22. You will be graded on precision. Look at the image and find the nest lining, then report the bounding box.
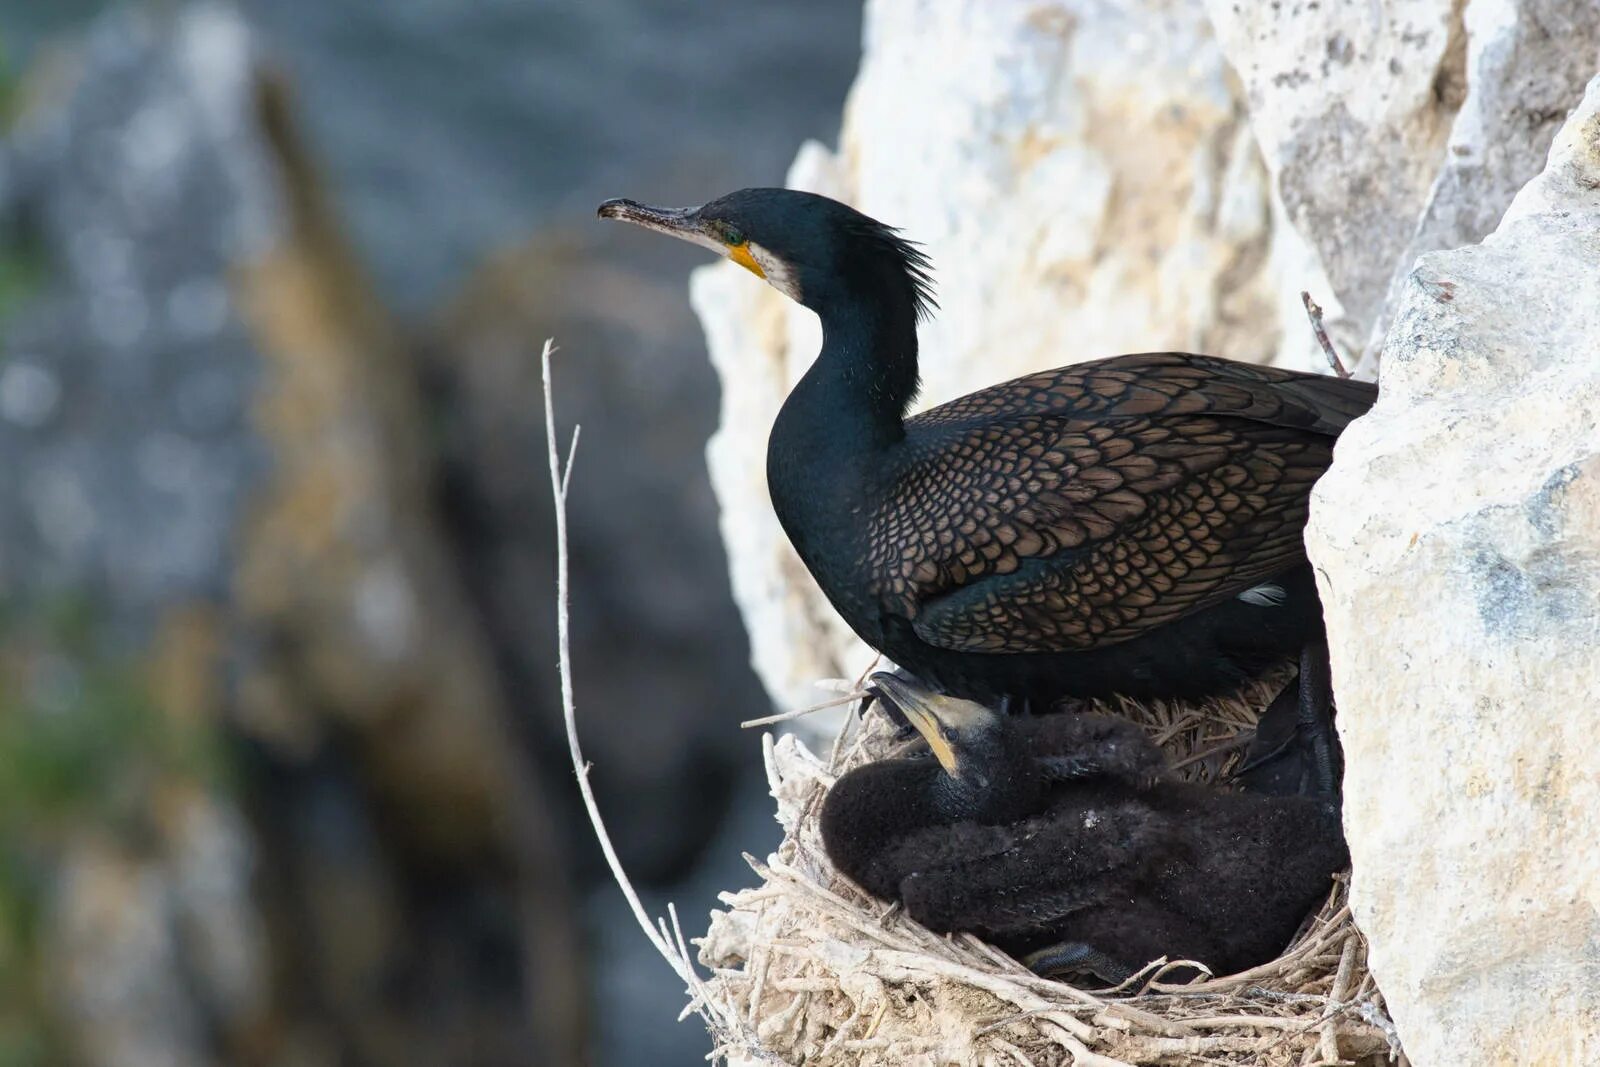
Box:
[695,671,1403,1067]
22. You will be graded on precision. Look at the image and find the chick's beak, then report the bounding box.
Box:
[869,672,960,777]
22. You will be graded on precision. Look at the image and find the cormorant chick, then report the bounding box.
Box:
[820,674,1349,984]
[598,190,1373,784]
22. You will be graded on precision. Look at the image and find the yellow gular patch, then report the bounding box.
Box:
[728,242,766,279]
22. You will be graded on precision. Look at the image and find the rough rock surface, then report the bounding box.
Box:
[693,0,1325,713]
[1306,76,1600,1065]
[1203,0,1467,358]
[0,10,282,1063]
[1204,0,1600,366]
[0,3,274,617]
[49,796,264,1067]
[1367,0,1600,361]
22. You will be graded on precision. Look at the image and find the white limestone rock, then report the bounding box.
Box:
[1365,0,1600,363]
[1204,0,1600,368]
[1306,75,1600,1066]
[692,0,1316,712]
[1203,0,1466,358]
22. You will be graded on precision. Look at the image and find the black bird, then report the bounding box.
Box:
[599,190,1373,774]
[819,673,1348,984]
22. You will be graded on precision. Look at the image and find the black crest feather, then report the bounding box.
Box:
[846,216,939,324]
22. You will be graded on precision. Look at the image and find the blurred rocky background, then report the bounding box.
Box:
[0,2,859,1065]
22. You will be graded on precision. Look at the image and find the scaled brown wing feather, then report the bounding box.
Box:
[875,353,1371,655]
[913,352,1374,435]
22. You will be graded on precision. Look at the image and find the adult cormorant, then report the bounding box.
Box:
[599,190,1373,778]
[819,673,1348,984]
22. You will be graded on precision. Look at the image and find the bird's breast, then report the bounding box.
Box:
[766,445,913,641]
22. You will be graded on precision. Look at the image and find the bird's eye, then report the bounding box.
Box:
[722,224,746,246]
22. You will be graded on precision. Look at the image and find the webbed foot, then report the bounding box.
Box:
[1022,941,1134,985]
[1295,636,1342,801]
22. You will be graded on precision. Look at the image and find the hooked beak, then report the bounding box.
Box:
[869,672,961,777]
[597,198,705,240]
[597,197,768,279]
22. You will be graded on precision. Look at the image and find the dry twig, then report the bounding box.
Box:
[741,689,869,729]
[541,338,745,1046]
[1301,291,1352,379]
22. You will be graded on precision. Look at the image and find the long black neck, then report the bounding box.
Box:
[823,293,920,440]
[775,288,920,460]
[765,255,925,609]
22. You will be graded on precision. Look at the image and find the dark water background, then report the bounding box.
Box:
[0,2,861,1064]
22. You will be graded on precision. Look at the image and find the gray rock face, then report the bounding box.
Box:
[1370,0,1600,362]
[1307,75,1600,1065]
[49,799,265,1067]
[1,6,587,1063]
[1203,0,1466,358]
[0,10,280,1063]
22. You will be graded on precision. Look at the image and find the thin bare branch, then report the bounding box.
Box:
[741,689,868,729]
[561,424,580,500]
[541,337,715,1007]
[1301,291,1352,379]
[1318,935,1359,1062]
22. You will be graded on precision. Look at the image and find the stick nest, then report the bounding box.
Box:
[695,671,1403,1066]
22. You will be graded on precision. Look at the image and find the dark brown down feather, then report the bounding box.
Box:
[820,701,1349,983]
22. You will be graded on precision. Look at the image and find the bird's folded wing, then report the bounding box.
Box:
[911,352,1375,436]
[881,354,1373,654]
